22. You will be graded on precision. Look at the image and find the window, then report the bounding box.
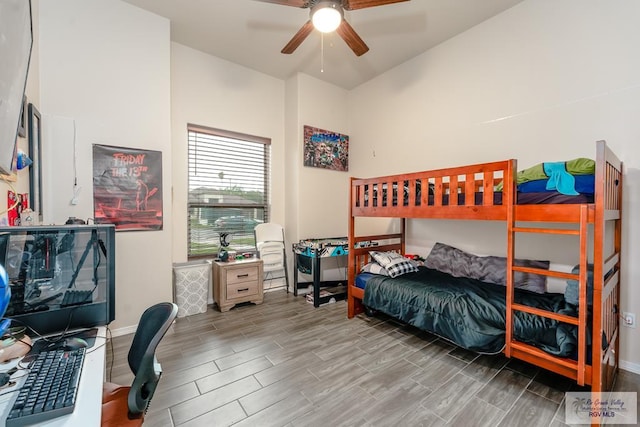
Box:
[188,124,270,258]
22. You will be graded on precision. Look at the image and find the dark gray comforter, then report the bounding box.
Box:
[362,267,579,355]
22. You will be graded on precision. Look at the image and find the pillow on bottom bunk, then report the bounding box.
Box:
[564,264,594,306]
[360,262,389,276]
[368,251,419,278]
[425,242,549,293]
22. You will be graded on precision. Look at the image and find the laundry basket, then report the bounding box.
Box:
[172,260,211,318]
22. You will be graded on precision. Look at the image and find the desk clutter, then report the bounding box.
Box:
[0,335,31,364]
[0,327,106,426]
[303,285,345,306]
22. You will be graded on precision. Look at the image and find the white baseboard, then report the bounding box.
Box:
[619,359,640,375]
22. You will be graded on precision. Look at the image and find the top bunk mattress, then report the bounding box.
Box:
[435,191,591,205]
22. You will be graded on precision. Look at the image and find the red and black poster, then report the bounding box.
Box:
[7,190,29,226]
[93,144,163,231]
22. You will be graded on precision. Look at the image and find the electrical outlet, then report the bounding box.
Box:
[623,312,636,328]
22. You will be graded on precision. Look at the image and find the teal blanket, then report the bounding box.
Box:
[544,162,579,195]
[363,267,578,355]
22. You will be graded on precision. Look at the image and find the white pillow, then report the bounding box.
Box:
[369,251,419,278]
[360,262,389,276]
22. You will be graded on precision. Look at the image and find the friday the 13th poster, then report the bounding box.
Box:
[93,144,163,231]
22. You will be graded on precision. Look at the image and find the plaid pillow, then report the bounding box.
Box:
[369,251,419,278]
[360,262,389,276]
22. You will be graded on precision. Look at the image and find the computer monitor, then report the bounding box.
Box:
[2,224,116,336]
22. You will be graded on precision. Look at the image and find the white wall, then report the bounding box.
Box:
[0,0,39,217]
[349,0,640,369]
[288,74,350,240]
[285,74,350,285]
[38,0,172,332]
[170,43,286,264]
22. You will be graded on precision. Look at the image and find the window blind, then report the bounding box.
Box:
[187,125,270,258]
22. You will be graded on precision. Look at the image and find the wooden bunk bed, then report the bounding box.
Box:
[347,140,622,394]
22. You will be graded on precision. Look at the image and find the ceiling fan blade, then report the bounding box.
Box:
[253,0,308,7]
[343,0,410,11]
[281,20,314,54]
[336,20,369,56]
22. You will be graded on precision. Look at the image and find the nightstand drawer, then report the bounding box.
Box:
[226,266,259,285]
[227,281,259,299]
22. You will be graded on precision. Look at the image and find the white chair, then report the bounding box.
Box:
[254,223,289,291]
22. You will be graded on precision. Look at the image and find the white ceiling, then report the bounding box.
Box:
[121,0,524,90]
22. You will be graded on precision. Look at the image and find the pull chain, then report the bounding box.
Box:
[321,33,325,73]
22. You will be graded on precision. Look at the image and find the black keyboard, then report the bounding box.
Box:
[60,290,93,307]
[6,348,85,427]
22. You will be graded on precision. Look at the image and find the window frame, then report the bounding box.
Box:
[187,124,270,260]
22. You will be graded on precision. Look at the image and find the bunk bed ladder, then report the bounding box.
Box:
[506,205,590,385]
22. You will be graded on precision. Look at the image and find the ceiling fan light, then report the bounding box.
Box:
[312,4,342,33]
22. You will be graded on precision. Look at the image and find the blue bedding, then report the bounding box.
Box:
[518,174,595,194]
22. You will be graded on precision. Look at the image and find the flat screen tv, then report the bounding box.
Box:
[0,0,33,175]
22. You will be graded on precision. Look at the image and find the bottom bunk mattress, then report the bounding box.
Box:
[359,267,579,356]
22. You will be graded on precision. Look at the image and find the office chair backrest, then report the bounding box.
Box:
[127,302,178,415]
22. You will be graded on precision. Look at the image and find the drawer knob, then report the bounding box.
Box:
[237,274,249,278]
[238,288,249,292]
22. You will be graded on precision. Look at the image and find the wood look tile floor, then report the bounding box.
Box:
[106,291,640,426]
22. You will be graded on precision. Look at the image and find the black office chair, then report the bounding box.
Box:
[101,302,178,426]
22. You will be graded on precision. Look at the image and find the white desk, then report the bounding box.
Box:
[0,326,107,426]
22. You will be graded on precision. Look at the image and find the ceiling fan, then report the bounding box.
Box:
[256,0,410,56]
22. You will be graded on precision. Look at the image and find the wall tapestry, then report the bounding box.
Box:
[93,144,163,231]
[303,125,349,171]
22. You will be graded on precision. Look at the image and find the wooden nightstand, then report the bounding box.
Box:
[212,258,264,312]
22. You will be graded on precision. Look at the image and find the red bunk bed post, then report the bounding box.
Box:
[591,140,623,394]
[400,218,406,255]
[348,177,359,318]
[577,205,589,386]
[504,159,517,358]
[592,142,605,394]
[613,148,623,389]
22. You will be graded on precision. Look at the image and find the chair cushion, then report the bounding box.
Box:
[102,382,128,403]
[102,383,144,427]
